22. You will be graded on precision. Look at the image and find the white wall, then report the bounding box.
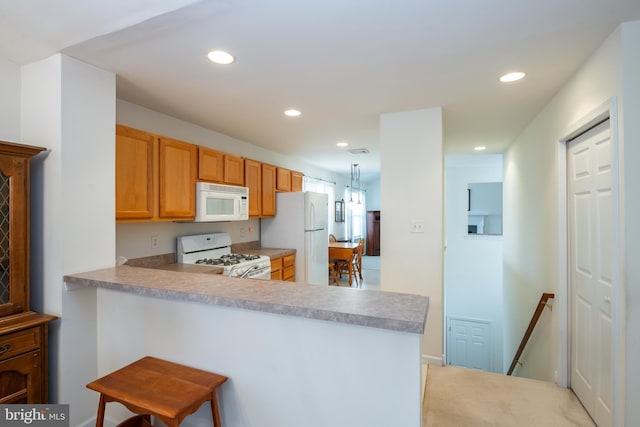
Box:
[503,26,623,384]
[95,289,423,427]
[620,21,640,426]
[21,54,116,425]
[115,100,351,257]
[444,154,503,372]
[363,177,381,211]
[380,108,443,364]
[0,56,21,141]
[504,22,640,425]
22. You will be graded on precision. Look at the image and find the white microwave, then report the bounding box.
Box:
[195,182,249,222]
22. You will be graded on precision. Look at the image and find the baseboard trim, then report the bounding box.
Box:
[422,354,443,366]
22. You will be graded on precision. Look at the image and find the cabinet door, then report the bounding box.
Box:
[244,159,262,217]
[198,147,224,183]
[224,154,245,185]
[283,254,295,281]
[270,257,283,280]
[158,138,197,219]
[0,350,42,403]
[0,144,43,317]
[291,171,303,192]
[261,164,276,217]
[115,125,156,220]
[276,168,292,192]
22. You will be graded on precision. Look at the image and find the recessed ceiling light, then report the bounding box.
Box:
[207,50,235,65]
[499,71,526,83]
[336,141,349,147]
[284,109,301,117]
[474,146,487,151]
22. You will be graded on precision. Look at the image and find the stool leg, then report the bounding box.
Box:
[96,394,106,427]
[210,394,222,427]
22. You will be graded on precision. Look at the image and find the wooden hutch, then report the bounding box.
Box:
[366,210,381,256]
[0,141,57,404]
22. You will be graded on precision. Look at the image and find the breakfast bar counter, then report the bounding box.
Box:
[64,266,429,427]
[64,265,428,334]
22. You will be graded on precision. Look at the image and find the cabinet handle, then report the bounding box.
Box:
[0,343,11,354]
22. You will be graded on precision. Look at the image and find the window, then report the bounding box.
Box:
[345,187,366,241]
[303,176,335,225]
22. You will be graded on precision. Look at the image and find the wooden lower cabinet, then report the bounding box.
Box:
[0,350,41,403]
[283,254,295,281]
[0,312,56,404]
[270,257,283,281]
[270,254,295,282]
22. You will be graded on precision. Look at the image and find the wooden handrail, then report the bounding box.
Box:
[507,292,555,375]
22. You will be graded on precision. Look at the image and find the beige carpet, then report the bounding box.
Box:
[423,365,596,427]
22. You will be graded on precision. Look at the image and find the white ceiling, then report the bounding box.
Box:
[2,0,640,181]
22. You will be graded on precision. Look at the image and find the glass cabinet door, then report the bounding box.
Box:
[0,142,44,317]
[0,172,11,308]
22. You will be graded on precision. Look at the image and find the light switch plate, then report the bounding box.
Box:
[410,220,425,233]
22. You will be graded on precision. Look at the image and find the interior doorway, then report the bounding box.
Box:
[559,99,621,427]
[443,154,504,373]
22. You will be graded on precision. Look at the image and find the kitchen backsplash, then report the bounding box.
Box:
[116,219,260,261]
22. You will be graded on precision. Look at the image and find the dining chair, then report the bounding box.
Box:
[337,239,365,286]
[328,261,339,285]
[353,238,365,282]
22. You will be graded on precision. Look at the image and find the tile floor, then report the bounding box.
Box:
[332,255,380,289]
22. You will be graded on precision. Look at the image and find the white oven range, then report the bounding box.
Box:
[177,232,271,280]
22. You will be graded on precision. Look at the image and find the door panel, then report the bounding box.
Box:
[447,318,491,372]
[568,119,613,427]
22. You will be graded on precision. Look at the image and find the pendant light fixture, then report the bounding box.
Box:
[350,163,361,204]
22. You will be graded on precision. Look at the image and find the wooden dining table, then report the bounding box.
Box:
[329,242,360,286]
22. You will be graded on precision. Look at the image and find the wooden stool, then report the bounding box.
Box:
[87,356,228,427]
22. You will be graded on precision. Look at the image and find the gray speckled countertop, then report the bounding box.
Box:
[64,266,428,334]
[243,247,295,259]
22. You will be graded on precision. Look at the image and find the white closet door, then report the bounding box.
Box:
[568,119,613,427]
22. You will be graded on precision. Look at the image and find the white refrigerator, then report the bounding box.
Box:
[261,191,328,285]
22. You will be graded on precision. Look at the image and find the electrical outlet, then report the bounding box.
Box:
[410,220,425,233]
[151,235,159,249]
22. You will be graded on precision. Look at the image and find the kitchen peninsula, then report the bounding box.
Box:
[65,266,428,426]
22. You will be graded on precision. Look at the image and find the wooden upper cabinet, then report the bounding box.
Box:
[198,148,244,186]
[276,167,292,192]
[116,124,304,221]
[261,163,276,217]
[158,137,197,219]
[0,142,45,317]
[116,125,157,220]
[224,154,244,186]
[198,146,224,183]
[244,159,262,217]
[291,171,303,192]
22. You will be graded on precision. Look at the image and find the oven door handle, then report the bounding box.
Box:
[240,264,261,279]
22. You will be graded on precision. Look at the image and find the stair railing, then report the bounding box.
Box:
[507,292,555,375]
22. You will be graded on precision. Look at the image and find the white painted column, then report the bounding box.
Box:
[379,107,443,364]
[21,54,115,426]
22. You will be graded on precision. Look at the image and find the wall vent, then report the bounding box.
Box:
[347,148,370,155]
